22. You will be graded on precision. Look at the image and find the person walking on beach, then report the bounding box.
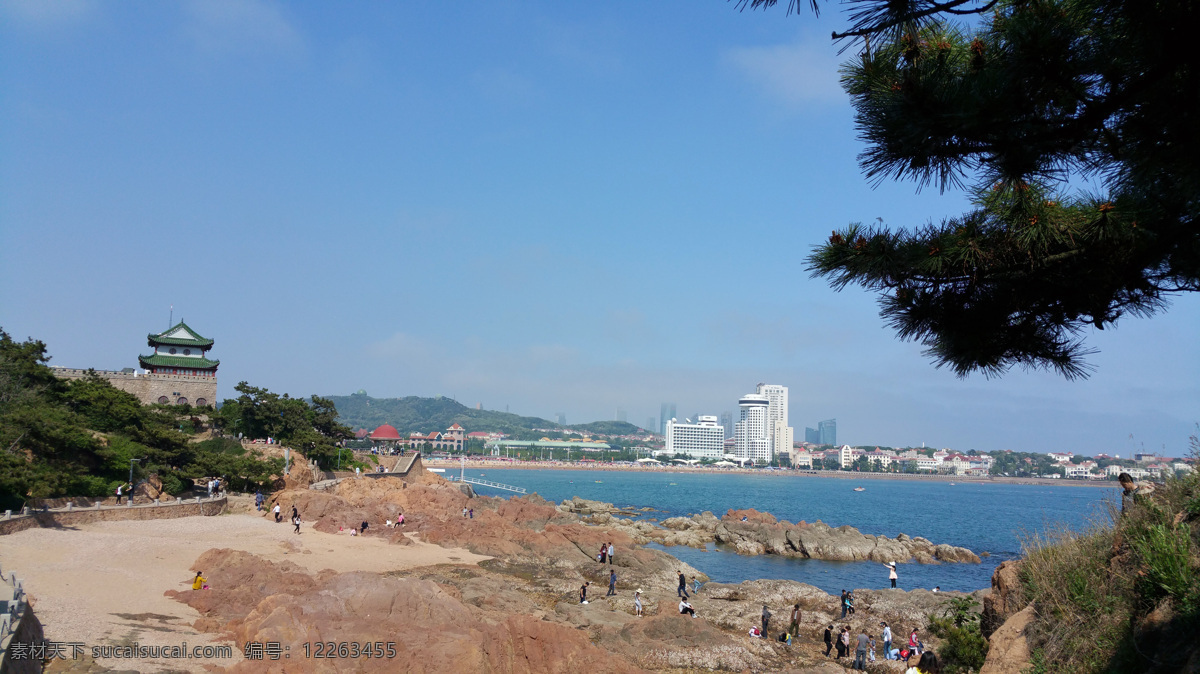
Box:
[823,624,834,656]
[634,589,643,617]
[607,542,614,565]
[273,503,281,522]
[886,562,899,588]
[853,627,870,670]
[881,621,893,659]
[292,512,301,534]
[788,603,801,637]
[607,569,617,596]
[255,490,263,511]
[677,571,688,598]
[761,604,771,636]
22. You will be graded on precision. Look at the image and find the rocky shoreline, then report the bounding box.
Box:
[150,460,1003,672]
[561,497,982,564]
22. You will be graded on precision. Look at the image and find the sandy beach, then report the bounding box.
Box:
[1,511,489,672]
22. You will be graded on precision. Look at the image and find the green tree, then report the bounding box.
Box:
[750,0,1200,378]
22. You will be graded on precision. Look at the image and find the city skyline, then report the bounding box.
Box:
[1,2,1196,456]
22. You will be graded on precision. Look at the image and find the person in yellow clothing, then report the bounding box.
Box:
[192,571,207,590]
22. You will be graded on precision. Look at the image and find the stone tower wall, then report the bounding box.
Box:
[51,368,217,407]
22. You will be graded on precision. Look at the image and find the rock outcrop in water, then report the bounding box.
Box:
[564,499,981,564]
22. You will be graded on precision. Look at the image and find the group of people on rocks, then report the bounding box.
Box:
[823,619,931,671]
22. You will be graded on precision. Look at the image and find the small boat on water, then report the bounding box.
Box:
[949,482,956,486]
[853,487,865,492]
[595,480,603,483]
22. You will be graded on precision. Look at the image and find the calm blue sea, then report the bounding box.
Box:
[467,469,1119,593]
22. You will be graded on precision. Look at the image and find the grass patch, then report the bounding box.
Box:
[1017,467,1200,673]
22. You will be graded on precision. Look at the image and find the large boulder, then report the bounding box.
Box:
[979,604,1035,674]
[981,560,1025,637]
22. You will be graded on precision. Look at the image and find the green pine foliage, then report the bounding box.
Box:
[927,596,989,673]
[764,0,1200,379]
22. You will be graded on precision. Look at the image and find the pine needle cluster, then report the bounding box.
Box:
[750,0,1200,377]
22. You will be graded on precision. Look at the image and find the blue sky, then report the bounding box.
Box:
[2,0,1196,455]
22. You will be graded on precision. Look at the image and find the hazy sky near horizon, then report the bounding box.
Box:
[2,1,1196,455]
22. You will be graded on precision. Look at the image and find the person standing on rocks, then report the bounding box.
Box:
[273,503,281,523]
[886,561,899,588]
[881,621,892,659]
[840,590,849,618]
[607,542,614,565]
[677,571,688,598]
[823,624,834,656]
[761,605,771,636]
[788,603,801,637]
[838,625,850,659]
[853,627,870,670]
[360,520,368,535]
[599,543,607,564]
[692,575,702,595]
[579,582,589,604]
[607,569,617,596]
[293,512,301,534]
[634,589,643,617]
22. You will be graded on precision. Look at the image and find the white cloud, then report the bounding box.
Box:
[183,0,303,59]
[724,41,845,107]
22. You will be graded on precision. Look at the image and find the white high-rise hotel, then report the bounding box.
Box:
[734,383,793,464]
[664,416,725,459]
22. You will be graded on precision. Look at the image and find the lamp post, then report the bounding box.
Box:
[128,458,141,487]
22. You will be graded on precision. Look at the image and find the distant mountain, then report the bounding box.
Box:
[327,393,648,438]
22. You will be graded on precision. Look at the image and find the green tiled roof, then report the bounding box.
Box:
[139,354,220,369]
[148,321,214,348]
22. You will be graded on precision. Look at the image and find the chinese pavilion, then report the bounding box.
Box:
[138,321,220,378]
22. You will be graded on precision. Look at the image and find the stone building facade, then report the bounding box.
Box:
[50,368,217,407]
[50,321,220,407]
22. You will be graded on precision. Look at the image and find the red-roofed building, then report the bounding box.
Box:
[354,428,370,440]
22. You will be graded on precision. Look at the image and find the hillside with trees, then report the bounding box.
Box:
[327,392,648,438]
[0,329,351,510]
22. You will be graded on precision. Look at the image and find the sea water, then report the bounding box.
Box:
[471,469,1117,593]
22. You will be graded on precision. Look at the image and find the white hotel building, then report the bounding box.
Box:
[735,393,772,464]
[664,416,726,459]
